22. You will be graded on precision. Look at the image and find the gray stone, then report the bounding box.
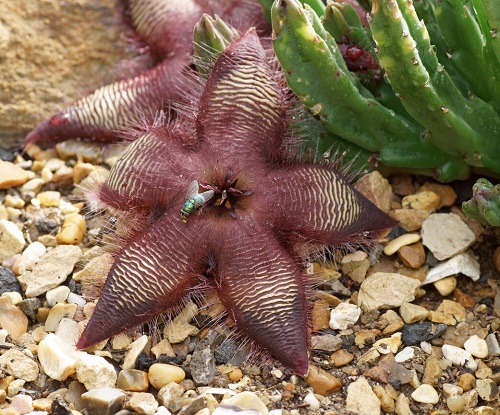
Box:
[18,297,41,321]
[82,387,126,415]
[421,213,476,260]
[0,266,21,295]
[422,251,480,285]
[17,245,82,297]
[190,330,219,385]
[311,334,342,351]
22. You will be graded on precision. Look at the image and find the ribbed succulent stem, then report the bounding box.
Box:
[370,0,500,173]
[272,0,470,181]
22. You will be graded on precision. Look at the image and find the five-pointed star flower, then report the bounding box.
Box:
[76,29,394,375]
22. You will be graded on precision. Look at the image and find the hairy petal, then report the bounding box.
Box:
[97,131,195,211]
[212,218,309,375]
[196,29,286,165]
[23,57,186,147]
[77,215,208,349]
[266,164,395,244]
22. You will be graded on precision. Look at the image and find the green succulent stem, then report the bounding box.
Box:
[272,0,470,181]
[462,178,500,226]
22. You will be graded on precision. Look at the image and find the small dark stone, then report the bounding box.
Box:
[157,355,186,366]
[215,338,239,364]
[0,267,22,295]
[190,330,220,385]
[36,218,58,234]
[402,320,433,345]
[135,352,154,371]
[321,279,352,297]
[51,396,72,415]
[192,313,212,329]
[388,226,407,239]
[429,323,448,340]
[0,148,16,162]
[341,334,356,350]
[18,297,42,321]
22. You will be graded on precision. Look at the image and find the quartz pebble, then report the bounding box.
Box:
[475,379,499,401]
[411,384,439,404]
[442,344,477,371]
[0,348,39,381]
[446,395,466,413]
[423,251,480,284]
[329,302,361,330]
[212,392,268,415]
[464,335,489,359]
[17,245,82,297]
[117,369,149,392]
[485,333,500,356]
[46,285,70,306]
[81,387,126,415]
[148,363,186,390]
[303,390,320,410]
[358,273,421,311]
[0,296,28,339]
[76,353,117,390]
[38,333,79,381]
[304,364,342,396]
[0,220,25,261]
[421,213,476,260]
[384,233,420,256]
[395,347,415,363]
[10,394,33,414]
[346,376,381,415]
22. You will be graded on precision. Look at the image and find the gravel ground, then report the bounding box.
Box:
[0,143,499,415]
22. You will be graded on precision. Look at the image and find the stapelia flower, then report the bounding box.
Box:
[77,29,394,376]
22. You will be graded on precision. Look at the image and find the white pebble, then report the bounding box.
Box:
[411,384,439,404]
[1,291,23,305]
[304,390,320,410]
[46,285,71,307]
[67,292,87,307]
[38,333,79,381]
[329,302,361,330]
[464,335,489,359]
[395,346,415,362]
[77,353,117,390]
[0,328,8,343]
[420,341,433,354]
[23,241,47,258]
[442,344,478,371]
[154,407,172,415]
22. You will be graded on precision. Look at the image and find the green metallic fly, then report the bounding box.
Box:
[180,180,215,223]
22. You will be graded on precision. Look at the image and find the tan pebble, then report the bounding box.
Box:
[52,164,74,185]
[31,326,48,343]
[475,360,493,379]
[446,395,466,413]
[384,233,421,256]
[433,276,457,297]
[329,349,354,367]
[44,158,65,172]
[40,168,53,183]
[0,219,25,262]
[341,250,368,263]
[36,191,61,207]
[422,355,442,386]
[428,310,456,325]
[56,139,103,163]
[402,190,441,210]
[12,253,40,275]
[1,291,22,305]
[373,384,395,413]
[399,302,429,324]
[0,407,22,415]
[20,177,45,193]
[111,333,133,350]
[341,258,370,283]
[311,299,331,331]
[304,364,342,396]
[24,145,57,162]
[6,207,22,221]
[73,162,95,183]
[148,363,186,389]
[0,161,30,189]
[36,307,50,323]
[475,379,499,401]
[436,299,466,323]
[117,369,149,392]
[122,335,148,370]
[0,296,28,340]
[5,195,25,209]
[228,368,243,382]
[56,214,86,244]
[493,247,500,273]
[0,390,6,404]
[473,406,498,415]
[0,349,39,382]
[123,392,159,415]
[216,392,268,415]
[389,209,430,231]
[418,182,457,207]
[0,375,14,393]
[354,170,392,212]
[44,303,77,331]
[398,242,426,269]
[31,397,52,412]
[30,160,45,173]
